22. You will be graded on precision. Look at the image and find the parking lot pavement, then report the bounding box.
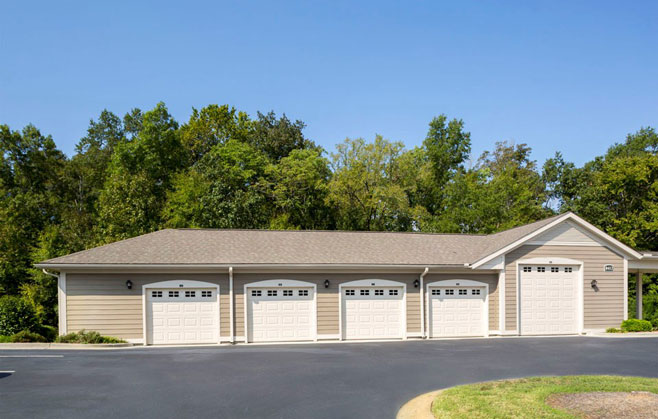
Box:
[1,336,657,419]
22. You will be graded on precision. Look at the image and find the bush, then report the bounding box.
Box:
[649,316,658,330]
[0,336,11,343]
[55,330,126,344]
[621,318,653,332]
[32,324,58,342]
[606,327,622,333]
[0,296,38,335]
[10,330,47,343]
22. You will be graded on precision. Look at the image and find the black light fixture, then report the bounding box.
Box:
[413,279,420,288]
[324,280,330,289]
[591,279,599,291]
[125,280,133,290]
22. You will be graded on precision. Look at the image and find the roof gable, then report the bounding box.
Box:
[471,212,643,268]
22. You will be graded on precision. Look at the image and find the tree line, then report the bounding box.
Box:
[1,102,656,326]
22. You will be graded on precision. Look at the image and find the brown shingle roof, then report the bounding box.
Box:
[38,214,565,266]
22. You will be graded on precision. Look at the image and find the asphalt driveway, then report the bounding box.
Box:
[1,336,657,419]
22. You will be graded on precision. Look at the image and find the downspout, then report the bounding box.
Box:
[420,267,429,339]
[42,269,58,279]
[229,266,235,344]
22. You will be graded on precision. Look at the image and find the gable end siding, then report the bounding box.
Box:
[530,221,601,245]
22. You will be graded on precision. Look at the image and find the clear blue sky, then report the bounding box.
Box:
[1,1,657,166]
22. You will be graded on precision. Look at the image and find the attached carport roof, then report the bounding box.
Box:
[37,214,567,268]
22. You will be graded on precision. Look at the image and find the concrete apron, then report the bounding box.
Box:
[396,389,442,419]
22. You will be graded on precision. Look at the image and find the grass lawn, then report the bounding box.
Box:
[432,375,658,418]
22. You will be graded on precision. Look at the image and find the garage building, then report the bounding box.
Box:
[36,212,658,345]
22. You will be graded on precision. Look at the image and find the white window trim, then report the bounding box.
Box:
[142,279,221,346]
[426,279,489,338]
[338,279,407,341]
[58,272,67,335]
[243,279,317,344]
[516,258,584,335]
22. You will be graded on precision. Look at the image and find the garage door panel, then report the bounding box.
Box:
[342,287,404,340]
[430,287,485,338]
[247,287,314,343]
[520,265,578,335]
[147,288,218,345]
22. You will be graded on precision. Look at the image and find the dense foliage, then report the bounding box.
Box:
[1,102,657,327]
[0,295,38,335]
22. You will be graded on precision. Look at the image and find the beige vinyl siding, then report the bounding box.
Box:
[66,273,227,340]
[531,221,600,245]
[504,245,624,331]
[233,273,420,337]
[423,273,499,332]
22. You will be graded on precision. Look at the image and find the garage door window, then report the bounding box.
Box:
[151,291,162,298]
[168,291,179,297]
[345,289,355,295]
[375,289,384,296]
[201,291,212,297]
[445,289,454,295]
[298,290,308,296]
[458,289,467,295]
[523,266,532,272]
[537,267,546,272]
[471,289,480,295]
[360,290,369,296]
[251,290,261,297]
[267,290,277,297]
[185,291,196,297]
[565,267,573,273]
[389,290,398,296]
[283,290,293,296]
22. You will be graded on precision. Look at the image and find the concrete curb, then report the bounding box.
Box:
[0,343,133,350]
[587,332,658,338]
[396,389,441,419]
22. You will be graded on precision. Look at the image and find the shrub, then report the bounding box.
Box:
[32,324,58,342]
[0,336,11,343]
[606,327,622,333]
[649,316,658,330]
[55,330,126,344]
[0,296,38,335]
[10,330,47,343]
[621,318,653,332]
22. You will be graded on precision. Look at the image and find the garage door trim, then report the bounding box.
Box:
[515,257,584,335]
[142,279,220,345]
[339,279,407,341]
[244,279,317,343]
[426,279,489,338]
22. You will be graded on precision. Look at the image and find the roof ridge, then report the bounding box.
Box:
[171,228,489,236]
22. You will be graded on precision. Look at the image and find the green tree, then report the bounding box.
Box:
[249,111,317,161]
[328,136,420,231]
[180,104,252,164]
[425,141,548,233]
[165,139,271,228]
[98,103,184,240]
[0,125,66,295]
[267,149,334,229]
[417,115,472,215]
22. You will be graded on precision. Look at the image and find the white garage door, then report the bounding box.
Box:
[147,288,218,345]
[247,287,314,342]
[519,265,578,335]
[430,287,485,337]
[342,287,404,340]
